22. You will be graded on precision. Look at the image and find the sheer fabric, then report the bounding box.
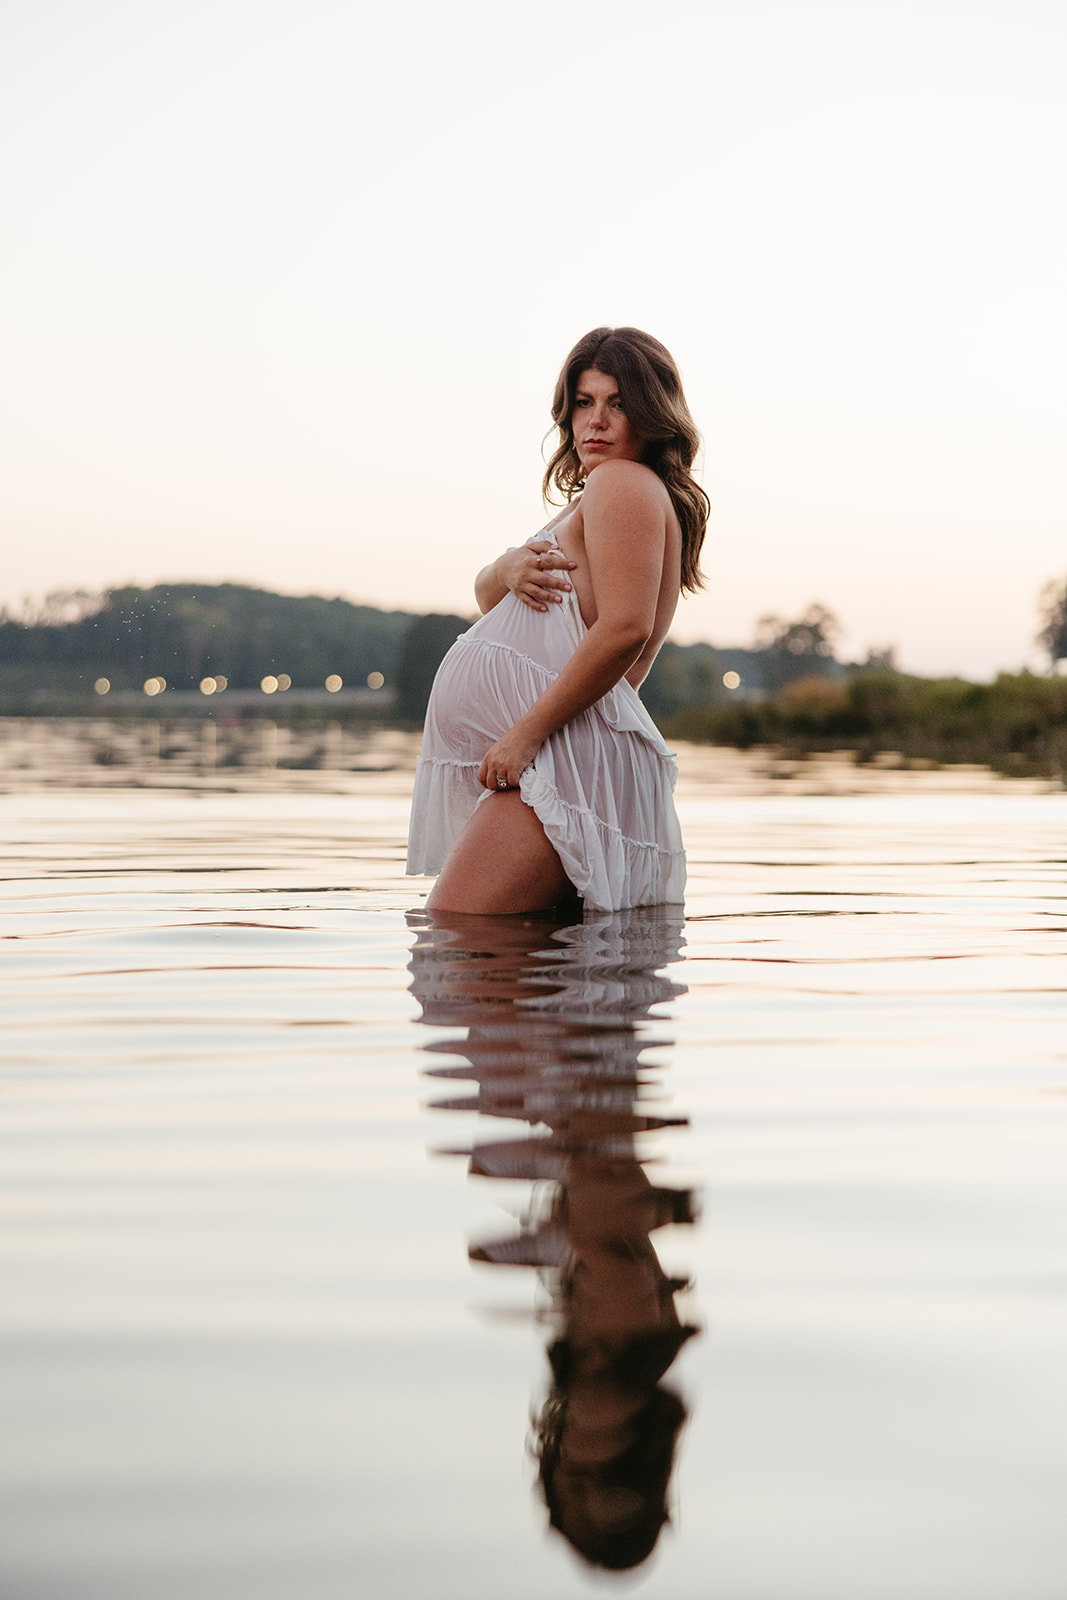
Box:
[406,536,685,912]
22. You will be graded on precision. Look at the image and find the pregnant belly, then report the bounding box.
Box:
[425,635,554,763]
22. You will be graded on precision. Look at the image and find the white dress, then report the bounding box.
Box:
[405,534,686,912]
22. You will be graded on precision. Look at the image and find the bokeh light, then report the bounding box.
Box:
[325,674,342,693]
[276,673,292,691]
[366,671,385,690]
[143,676,166,696]
[260,675,278,694]
[93,678,110,695]
[213,675,228,691]
[723,671,741,690]
[199,677,217,695]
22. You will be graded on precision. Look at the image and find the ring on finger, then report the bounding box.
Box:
[497,776,509,789]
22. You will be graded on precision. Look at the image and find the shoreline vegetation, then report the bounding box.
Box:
[3,581,1067,782]
[664,670,1067,782]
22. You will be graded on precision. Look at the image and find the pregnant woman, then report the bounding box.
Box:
[406,326,708,915]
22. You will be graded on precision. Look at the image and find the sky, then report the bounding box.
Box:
[2,0,1065,678]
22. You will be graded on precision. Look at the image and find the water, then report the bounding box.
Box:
[2,727,1066,1598]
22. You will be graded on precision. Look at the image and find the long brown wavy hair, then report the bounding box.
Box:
[542,327,709,593]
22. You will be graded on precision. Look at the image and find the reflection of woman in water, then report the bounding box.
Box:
[410,907,699,1574]
[406,327,708,914]
[529,1140,697,1570]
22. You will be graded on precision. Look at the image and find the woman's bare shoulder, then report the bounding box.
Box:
[581,460,671,513]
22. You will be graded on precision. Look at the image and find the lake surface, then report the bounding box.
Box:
[2,725,1066,1598]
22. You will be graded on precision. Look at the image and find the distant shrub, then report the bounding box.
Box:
[667,668,1067,779]
[667,701,772,748]
[778,675,850,735]
[845,670,919,730]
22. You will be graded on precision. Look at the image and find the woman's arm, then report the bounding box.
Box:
[475,543,577,615]
[478,463,667,791]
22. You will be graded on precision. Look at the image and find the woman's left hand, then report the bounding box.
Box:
[479,728,542,792]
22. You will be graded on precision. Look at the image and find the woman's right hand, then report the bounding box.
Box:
[501,541,577,612]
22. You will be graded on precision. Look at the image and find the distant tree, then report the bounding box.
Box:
[859,644,898,672]
[752,604,843,690]
[393,613,470,721]
[23,589,102,626]
[754,604,841,658]
[641,641,726,723]
[1037,577,1067,668]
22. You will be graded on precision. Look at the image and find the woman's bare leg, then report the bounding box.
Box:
[426,791,575,915]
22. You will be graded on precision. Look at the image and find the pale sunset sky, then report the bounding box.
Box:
[2,0,1064,678]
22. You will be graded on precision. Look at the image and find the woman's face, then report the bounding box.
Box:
[572,369,646,476]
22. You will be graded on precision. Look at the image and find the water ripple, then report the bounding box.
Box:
[2,745,1066,1598]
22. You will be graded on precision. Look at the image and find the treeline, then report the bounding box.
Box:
[0,583,417,698]
[0,582,813,717]
[5,582,1067,778]
[640,604,859,722]
[666,669,1067,777]
[0,584,845,717]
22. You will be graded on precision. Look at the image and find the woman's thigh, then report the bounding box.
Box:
[425,791,574,915]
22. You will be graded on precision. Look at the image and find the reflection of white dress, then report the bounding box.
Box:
[405,535,686,911]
